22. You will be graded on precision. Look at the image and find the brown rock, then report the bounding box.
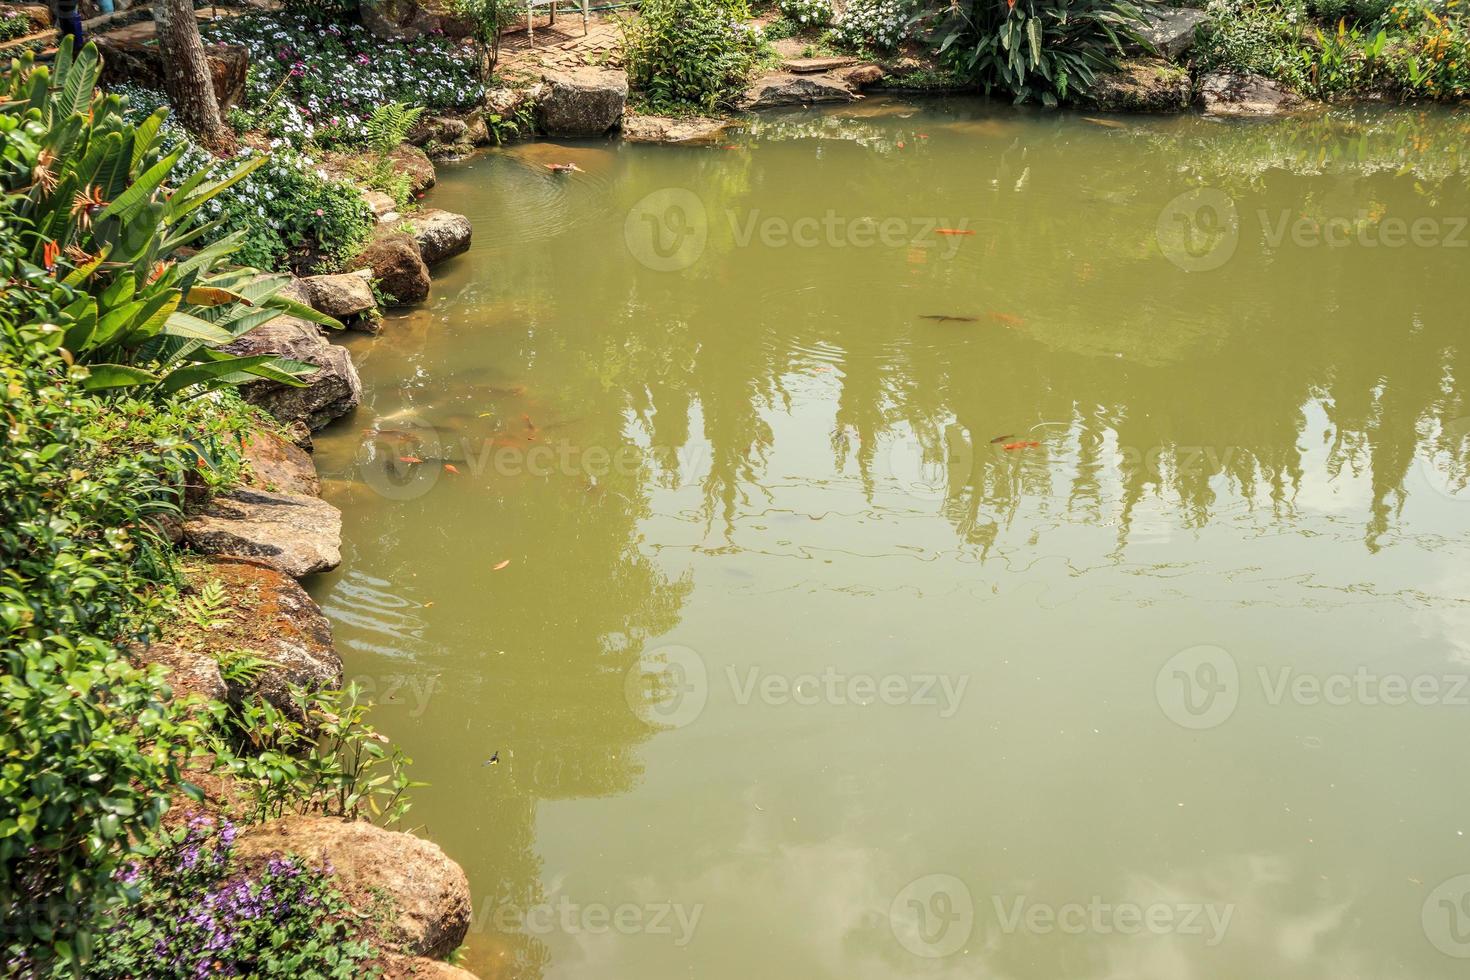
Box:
[621,114,732,145]
[133,642,227,705]
[360,0,476,39]
[1085,57,1192,111]
[13,4,51,28]
[301,270,378,321]
[363,190,400,221]
[384,955,482,979]
[410,115,470,147]
[184,488,343,579]
[411,209,472,266]
[97,38,249,112]
[537,67,628,137]
[234,817,472,959]
[737,72,857,109]
[389,143,437,195]
[1200,71,1305,116]
[834,64,885,88]
[780,56,859,74]
[180,557,344,716]
[354,233,431,306]
[224,314,361,430]
[243,429,321,497]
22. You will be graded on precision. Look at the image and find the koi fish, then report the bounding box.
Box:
[398,455,423,464]
[989,434,1016,444]
[443,463,461,475]
[988,311,1025,327]
[1081,117,1126,129]
[920,314,979,323]
[935,228,974,236]
[1001,441,1041,451]
[545,163,582,173]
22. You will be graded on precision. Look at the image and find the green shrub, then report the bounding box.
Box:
[831,0,917,51]
[778,0,834,28]
[1308,0,1392,22]
[624,0,765,112]
[938,0,1145,104]
[1196,0,1313,87]
[0,313,206,972]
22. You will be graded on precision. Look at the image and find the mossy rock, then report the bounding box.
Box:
[1083,57,1192,112]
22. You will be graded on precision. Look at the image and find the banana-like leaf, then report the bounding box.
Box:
[81,363,159,391]
[160,355,306,394]
[130,109,166,171]
[96,147,182,224]
[167,156,267,222]
[186,286,254,308]
[60,247,109,287]
[162,311,235,344]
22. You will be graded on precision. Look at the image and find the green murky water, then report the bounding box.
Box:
[307,97,1470,979]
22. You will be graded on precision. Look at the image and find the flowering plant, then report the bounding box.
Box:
[778,0,834,28]
[831,0,918,51]
[90,817,379,979]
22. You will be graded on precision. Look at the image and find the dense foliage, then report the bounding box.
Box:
[937,0,1144,104]
[624,0,766,112]
[91,816,379,979]
[1199,0,1470,99]
[832,0,919,50]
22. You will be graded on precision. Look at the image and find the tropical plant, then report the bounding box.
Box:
[0,40,339,396]
[456,0,522,80]
[623,0,765,112]
[937,0,1146,104]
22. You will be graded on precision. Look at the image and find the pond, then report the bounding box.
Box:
[307,97,1470,979]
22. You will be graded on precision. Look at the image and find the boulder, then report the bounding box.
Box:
[1200,71,1305,116]
[737,72,858,109]
[169,557,343,718]
[360,0,476,39]
[363,190,400,222]
[410,115,470,147]
[301,270,378,321]
[234,817,472,959]
[834,64,886,89]
[536,67,628,137]
[184,488,343,579]
[486,84,541,122]
[242,429,321,497]
[411,209,473,266]
[621,114,733,145]
[389,143,437,195]
[353,232,431,306]
[225,315,361,430]
[1085,58,1192,111]
[133,642,227,705]
[97,37,249,112]
[1129,4,1208,60]
[384,956,482,979]
[780,56,860,74]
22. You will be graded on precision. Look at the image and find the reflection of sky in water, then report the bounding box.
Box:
[307,98,1470,980]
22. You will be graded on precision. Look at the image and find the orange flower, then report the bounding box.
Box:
[41,240,59,272]
[147,260,174,284]
[70,184,108,230]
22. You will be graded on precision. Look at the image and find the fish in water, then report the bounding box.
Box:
[989,434,1016,444]
[920,314,979,323]
[935,228,975,236]
[988,311,1025,327]
[545,163,582,173]
[1002,441,1041,451]
[1081,117,1126,129]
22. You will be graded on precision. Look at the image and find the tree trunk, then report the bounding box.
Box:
[151,0,234,155]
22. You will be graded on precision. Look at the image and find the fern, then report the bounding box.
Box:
[179,578,230,630]
[365,102,426,158]
[217,649,273,686]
